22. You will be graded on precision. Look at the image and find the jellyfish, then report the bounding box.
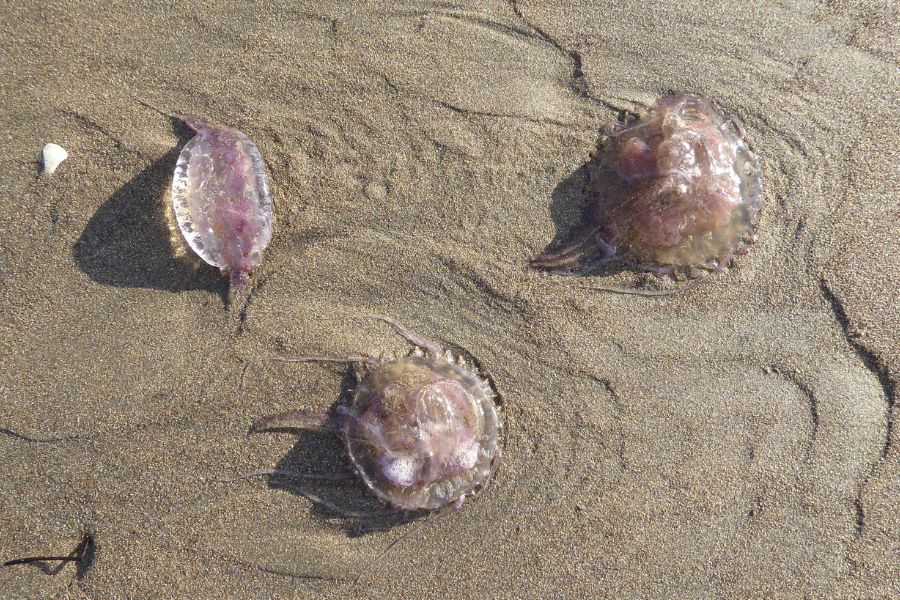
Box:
[141,102,274,296]
[531,93,762,289]
[247,315,503,513]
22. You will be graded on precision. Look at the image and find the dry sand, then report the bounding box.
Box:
[1,1,897,598]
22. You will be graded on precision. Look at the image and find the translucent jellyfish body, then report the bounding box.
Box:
[531,93,762,273]
[168,114,274,289]
[252,317,503,513]
[346,352,501,511]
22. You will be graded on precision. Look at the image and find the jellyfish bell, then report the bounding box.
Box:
[343,352,501,511]
[531,93,762,283]
[141,101,274,296]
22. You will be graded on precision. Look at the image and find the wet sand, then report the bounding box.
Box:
[1,1,897,598]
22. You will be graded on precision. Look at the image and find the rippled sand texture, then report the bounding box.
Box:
[1,1,897,598]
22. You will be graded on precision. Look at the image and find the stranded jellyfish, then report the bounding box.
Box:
[248,316,503,513]
[531,93,762,284]
[142,102,274,294]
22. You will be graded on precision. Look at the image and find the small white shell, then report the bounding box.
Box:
[42,143,68,175]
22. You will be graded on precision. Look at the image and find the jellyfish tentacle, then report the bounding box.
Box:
[272,354,380,366]
[594,234,618,260]
[224,469,356,482]
[368,314,442,360]
[137,99,213,131]
[249,408,339,434]
[229,469,402,517]
[529,234,599,272]
[354,509,445,583]
[715,248,734,272]
[580,276,706,296]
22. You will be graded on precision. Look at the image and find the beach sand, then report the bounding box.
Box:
[1,1,897,598]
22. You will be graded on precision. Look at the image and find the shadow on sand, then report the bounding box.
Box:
[253,368,423,538]
[532,162,629,278]
[73,122,226,299]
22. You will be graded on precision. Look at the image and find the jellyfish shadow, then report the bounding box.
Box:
[533,162,630,278]
[73,122,226,299]
[258,368,423,537]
